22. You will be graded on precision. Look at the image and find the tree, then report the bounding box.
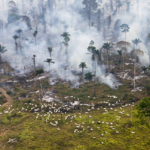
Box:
[13,35,19,54]
[116,41,131,70]
[102,42,112,72]
[85,72,95,96]
[141,66,147,74]
[79,62,87,83]
[132,38,142,49]
[97,9,101,32]
[131,49,144,91]
[61,32,71,63]
[47,47,53,58]
[120,24,130,44]
[87,40,96,74]
[136,97,150,123]
[16,29,23,54]
[95,49,102,65]
[35,68,44,75]
[33,30,38,45]
[0,45,7,63]
[125,0,132,13]
[117,50,122,70]
[16,29,23,38]
[116,41,131,48]
[147,65,150,72]
[85,72,94,82]
[44,58,55,73]
[82,0,98,27]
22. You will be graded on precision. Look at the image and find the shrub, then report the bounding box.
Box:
[36,68,44,75]
[7,91,12,95]
[14,88,20,91]
[20,92,27,97]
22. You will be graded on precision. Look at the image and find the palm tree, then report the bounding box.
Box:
[33,30,38,45]
[47,47,53,58]
[79,62,87,83]
[16,29,23,38]
[0,45,7,63]
[102,42,112,73]
[13,35,19,54]
[132,38,142,49]
[16,29,23,54]
[44,58,55,73]
[131,49,144,91]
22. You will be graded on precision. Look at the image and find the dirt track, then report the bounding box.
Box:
[0,88,12,109]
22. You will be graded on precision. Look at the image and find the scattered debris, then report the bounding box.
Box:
[7,138,18,144]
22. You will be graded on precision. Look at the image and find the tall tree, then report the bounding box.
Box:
[61,32,71,64]
[13,35,19,54]
[82,0,98,27]
[33,30,38,45]
[97,9,101,32]
[79,62,87,83]
[0,45,7,63]
[120,24,130,44]
[16,29,23,39]
[16,29,23,54]
[126,0,131,13]
[87,40,96,76]
[44,58,55,73]
[131,49,144,91]
[47,47,53,58]
[117,50,122,70]
[102,42,112,73]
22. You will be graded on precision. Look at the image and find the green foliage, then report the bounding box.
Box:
[0,45,7,54]
[14,87,20,91]
[122,93,136,102]
[120,24,130,33]
[13,35,19,40]
[61,32,71,47]
[102,42,112,51]
[79,62,87,69]
[7,91,12,95]
[35,68,44,75]
[141,66,147,73]
[78,94,85,98]
[20,92,27,97]
[0,95,5,100]
[136,97,150,121]
[85,72,94,81]
[44,59,55,65]
[132,38,142,47]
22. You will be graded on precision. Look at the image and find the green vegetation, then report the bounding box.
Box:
[35,68,44,75]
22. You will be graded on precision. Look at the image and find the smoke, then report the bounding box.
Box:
[0,0,149,88]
